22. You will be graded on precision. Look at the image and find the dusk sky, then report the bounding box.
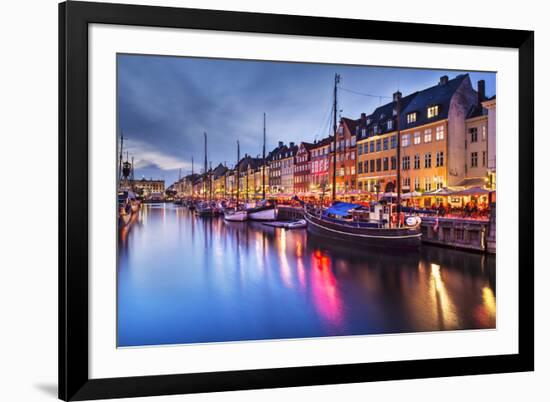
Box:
[118,54,496,187]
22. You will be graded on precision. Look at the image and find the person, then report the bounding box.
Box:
[438,203,446,217]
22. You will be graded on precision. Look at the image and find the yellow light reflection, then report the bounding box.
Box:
[430,263,459,329]
[482,286,496,319]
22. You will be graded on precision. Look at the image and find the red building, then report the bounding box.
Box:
[329,117,358,195]
[309,137,332,197]
[294,142,314,195]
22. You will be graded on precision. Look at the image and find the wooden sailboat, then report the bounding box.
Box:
[303,75,421,249]
[195,132,214,217]
[224,140,248,221]
[247,113,277,221]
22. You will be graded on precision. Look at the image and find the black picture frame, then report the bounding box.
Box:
[59,1,534,400]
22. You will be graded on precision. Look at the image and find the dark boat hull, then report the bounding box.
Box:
[304,212,422,249]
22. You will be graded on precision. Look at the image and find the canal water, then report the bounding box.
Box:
[117,203,496,347]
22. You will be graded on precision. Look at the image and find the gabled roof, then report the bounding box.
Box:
[311,136,332,149]
[298,142,315,153]
[341,117,359,134]
[400,74,469,129]
[212,163,228,178]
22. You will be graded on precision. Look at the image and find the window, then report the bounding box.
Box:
[427,105,439,118]
[339,167,345,176]
[370,160,375,172]
[470,127,478,143]
[414,177,420,191]
[407,112,417,124]
[345,139,350,148]
[351,152,355,160]
[402,156,410,170]
[351,136,356,146]
[338,126,344,134]
[471,152,478,167]
[403,177,411,188]
[351,166,356,175]
[370,141,375,153]
[391,156,396,170]
[383,157,389,171]
[387,120,393,130]
[358,161,363,174]
[376,139,381,152]
[436,151,444,167]
[483,151,487,167]
[435,176,444,190]
[373,124,378,134]
[361,128,366,137]
[425,153,432,168]
[383,137,389,150]
[358,143,363,155]
[391,135,397,149]
[436,126,445,141]
[376,158,382,171]
[414,131,421,145]
[364,160,369,173]
[425,177,432,191]
[424,129,432,143]
[402,134,410,147]
[414,154,420,169]
[482,126,487,141]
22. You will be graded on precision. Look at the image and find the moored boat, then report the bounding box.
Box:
[223,208,248,221]
[303,202,421,249]
[262,219,306,229]
[247,203,277,221]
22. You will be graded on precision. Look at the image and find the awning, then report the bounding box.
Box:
[456,177,488,187]
[325,201,362,216]
[453,186,492,196]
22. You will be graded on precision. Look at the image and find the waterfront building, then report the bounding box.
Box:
[267,142,286,195]
[482,96,497,189]
[294,142,315,195]
[356,74,483,205]
[309,137,332,197]
[212,163,228,198]
[129,178,165,197]
[330,117,358,195]
[280,142,297,196]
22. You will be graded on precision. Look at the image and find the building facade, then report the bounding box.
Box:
[310,137,332,197]
[294,142,314,195]
[330,118,357,194]
[280,143,297,195]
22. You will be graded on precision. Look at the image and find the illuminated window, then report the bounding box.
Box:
[427,105,439,118]
[414,132,421,145]
[402,134,410,147]
[407,112,417,124]
[482,126,487,141]
[403,177,411,187]
[436,126,445,141]
[414,177,420,191]
[387,120,393,130]
[424,129,432,143]
[425,177,432,191]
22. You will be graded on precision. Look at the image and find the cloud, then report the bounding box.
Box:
[124,138,192,171]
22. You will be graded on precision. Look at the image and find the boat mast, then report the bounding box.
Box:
[203,132,207,201]
[395,93,402,227]
[331,73,341,202]
[262,113,266,200]
[209,161,213,202]
[118,132,124,186]
[191,156,194,199]
[236,140,240,207]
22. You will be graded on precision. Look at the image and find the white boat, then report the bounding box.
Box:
[224,209,248,222]
[262,219,306,229]
[247,204,277,221]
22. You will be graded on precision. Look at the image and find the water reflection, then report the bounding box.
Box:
[118,204,496,347]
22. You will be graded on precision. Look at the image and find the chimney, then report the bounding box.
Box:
[393,91,402,102]
[278,141,283,147]
[439,75,449,85]
[290,142,295,148]
[477,80,486,104]
[360,112,367,125]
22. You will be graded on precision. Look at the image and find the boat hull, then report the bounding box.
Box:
[304,212,421,249]
[247,207,277,221]
[224,210,248,221]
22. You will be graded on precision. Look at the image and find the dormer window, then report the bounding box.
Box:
[407,112,417,124]
[373,124,378,134]
[387,120,393,130]
[361,128,366,136]
[366,118,371,125]
[427,105,439,118]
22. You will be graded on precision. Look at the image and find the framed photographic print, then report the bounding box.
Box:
[59,1,534,400]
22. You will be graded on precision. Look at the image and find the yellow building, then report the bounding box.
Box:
[356,74,486,206]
